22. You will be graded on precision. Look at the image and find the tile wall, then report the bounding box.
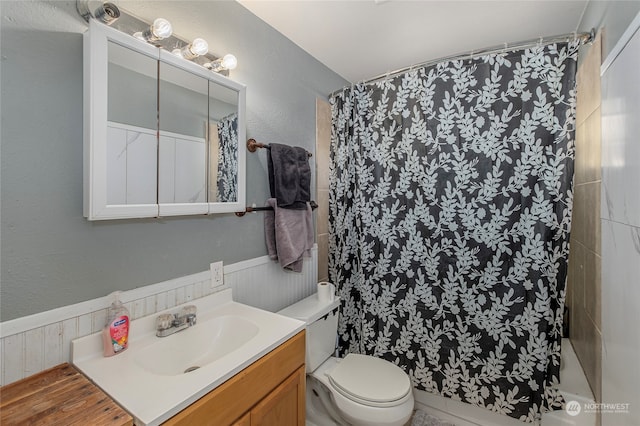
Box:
[316,98,332,283]
[600,18,640,425]
[567,32,603,412]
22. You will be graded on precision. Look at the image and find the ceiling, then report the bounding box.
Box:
[119,1,589,84]
[237,0,589,82]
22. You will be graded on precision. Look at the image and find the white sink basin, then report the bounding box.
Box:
[72,289,305,426]
[135,315,259,376]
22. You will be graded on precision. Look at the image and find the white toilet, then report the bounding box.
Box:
[278,293,414,426]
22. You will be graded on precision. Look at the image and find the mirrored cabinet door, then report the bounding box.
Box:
[206,74,246,213]
[208,81,239,204]
[158,60,209,216]
[107,41,158,206]
[84,20,160,220]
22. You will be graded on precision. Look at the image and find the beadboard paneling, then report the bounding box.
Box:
[0,247,317,386]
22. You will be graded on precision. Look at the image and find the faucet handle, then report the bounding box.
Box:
[156,313,174,331]
[180,305,197,316]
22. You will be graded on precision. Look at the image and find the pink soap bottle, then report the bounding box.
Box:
[102,291,130,357]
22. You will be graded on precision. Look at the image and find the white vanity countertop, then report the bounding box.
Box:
[72,289,305,426]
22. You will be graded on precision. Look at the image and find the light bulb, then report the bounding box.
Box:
[205,54,238,73]
[179,38,208,60]
[190,38,209,56]
[220,54,237,70]
[151,18,172,39]
[137,18,172,43]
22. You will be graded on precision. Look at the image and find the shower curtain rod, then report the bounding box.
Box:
[330,29,595,97]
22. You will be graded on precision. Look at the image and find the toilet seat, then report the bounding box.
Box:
[327,354,411,408]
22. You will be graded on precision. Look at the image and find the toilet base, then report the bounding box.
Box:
[306,375,344,426]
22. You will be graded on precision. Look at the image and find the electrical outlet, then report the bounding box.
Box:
[210,261,224,288]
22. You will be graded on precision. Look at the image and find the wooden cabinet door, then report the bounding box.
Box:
[250,366,305,426]
[231,412,251,426]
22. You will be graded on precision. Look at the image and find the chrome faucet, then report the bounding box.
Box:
[155,305,197,337]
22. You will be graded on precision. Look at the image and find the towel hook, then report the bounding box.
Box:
[247,138,266,153]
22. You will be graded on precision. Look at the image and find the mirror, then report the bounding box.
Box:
[208,81,239,203]
[158,61,208,214]
[107,41,158,206]
[84,20,246,220]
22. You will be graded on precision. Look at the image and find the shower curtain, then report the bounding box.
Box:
[329,42,579,422]
[216,112,238,202]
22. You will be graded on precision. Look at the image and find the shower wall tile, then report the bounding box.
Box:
[601,30,640,229]
[316,99,331,191]
[567,236,582,311]
[584,108,602,184]
[601,26,640,425]
[584,250,601,329]
[316,98,331,283]
[317,189,329,235]
[569,30,602,406]
[585,182,601,254]
[584,316,602,402]
[574,121,587,185]
[569,241,586,337]
[573,182,601,255]
[318,233,329,283]
[576,33,601,125]
[573,185,600,253]
[601,221,640,425]
[572,185,587,243]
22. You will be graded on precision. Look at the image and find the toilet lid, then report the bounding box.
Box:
[327,354,411,405]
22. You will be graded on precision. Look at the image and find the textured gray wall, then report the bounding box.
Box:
[0,1,347,321]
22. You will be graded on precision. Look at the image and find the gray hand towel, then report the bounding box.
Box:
[264,198,314,272]
[267,143,310,210]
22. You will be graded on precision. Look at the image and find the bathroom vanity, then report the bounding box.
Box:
[72,289,306,425]
[164,331,305,425]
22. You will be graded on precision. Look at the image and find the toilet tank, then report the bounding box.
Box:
[278,294,340,372]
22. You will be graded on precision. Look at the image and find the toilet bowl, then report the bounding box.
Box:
[278,292,414,426]
[310,355,414,426]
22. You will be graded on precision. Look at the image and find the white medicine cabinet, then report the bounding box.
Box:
[83,20,246,220]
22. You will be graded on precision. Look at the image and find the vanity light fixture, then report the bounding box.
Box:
[133,18,173,43]
[172,38,209,60]
[77,0,121,25]
[205,54,238,73]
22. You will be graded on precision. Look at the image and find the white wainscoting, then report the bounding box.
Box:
[0,246,317,386]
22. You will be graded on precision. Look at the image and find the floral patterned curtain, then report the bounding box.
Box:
[329,42,579,422]
[216,113,238,202]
